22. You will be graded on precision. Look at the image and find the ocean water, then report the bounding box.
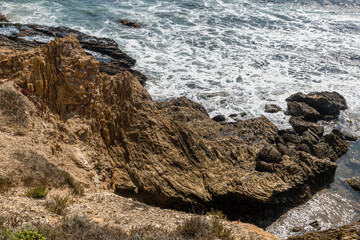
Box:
[1,0,360,238]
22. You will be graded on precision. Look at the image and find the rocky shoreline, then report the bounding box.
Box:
[0,18,359,239]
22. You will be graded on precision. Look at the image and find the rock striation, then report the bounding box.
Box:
[0,32,354,227]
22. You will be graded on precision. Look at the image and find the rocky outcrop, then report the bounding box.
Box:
[289,117,324,137]
[0,34,353,227]
[287,102,319,121]
[0,22,146,85]
[305,92,347,116]
[286,91,347,120]
[288,221,360,240]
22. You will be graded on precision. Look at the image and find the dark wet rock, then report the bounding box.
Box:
[345,134,358,142]
[302,129,320,144]
[305,91,347,115]
[277,143,295,156]
[323,129,349,158]
[292,227,302,232]
[118,19,142,28]
[309,220,321,230]
[287,101,320,121]
[310,142,337,162]
[346,178,360,192]
[0,14,8,22]
[240,112,247,117]
[296,143,311,153]
[282,133,301,144]
[286,92,307,102]
[265,104,282,113]
[0,22,146,85]
[212,115,226,122]
[278,143,297,157]
[278,129,296,135]
[257,145,282,163]
[289,221,360,240]
[289,117,324,137]
[256,160,275,173]
[319,115,338,121]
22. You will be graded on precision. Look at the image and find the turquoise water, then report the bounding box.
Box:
[1,0,360,238]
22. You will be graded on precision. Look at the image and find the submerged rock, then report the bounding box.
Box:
[309,220,321,230]
[212,114,226,122]
[346,178,360,192]
[265,104,282,113]
[118,19,142,28]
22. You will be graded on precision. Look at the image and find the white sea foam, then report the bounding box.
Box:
[0,26,19,36]
[266,191,360,239]
[19,35,55,43]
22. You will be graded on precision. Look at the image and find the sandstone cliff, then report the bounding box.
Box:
[0,34,352,230]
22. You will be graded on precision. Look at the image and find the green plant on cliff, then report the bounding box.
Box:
[0,229,46,240]
[25,186,48,199]
[60,171,84,196]
[45,195,70,215]
[206,208,228,220]
[176,216,234,240]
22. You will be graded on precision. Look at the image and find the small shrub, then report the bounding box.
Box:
[206,208,228,220]
[63,215,92,232]
[0,177,13,193]
[209,217,233,240]
[60,171,84,196]
[25,186,48,199]
[176,215,234,240]
[129,224,171,240]
[176,216,209,238]
[10,229,46,240]
[0,216,6,230]
[46,195,70,215]
[0,229,46,240]
[21,175,35,187]
[21,175,49,188]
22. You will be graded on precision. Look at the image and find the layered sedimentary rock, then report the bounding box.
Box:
[0,34,352,225]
